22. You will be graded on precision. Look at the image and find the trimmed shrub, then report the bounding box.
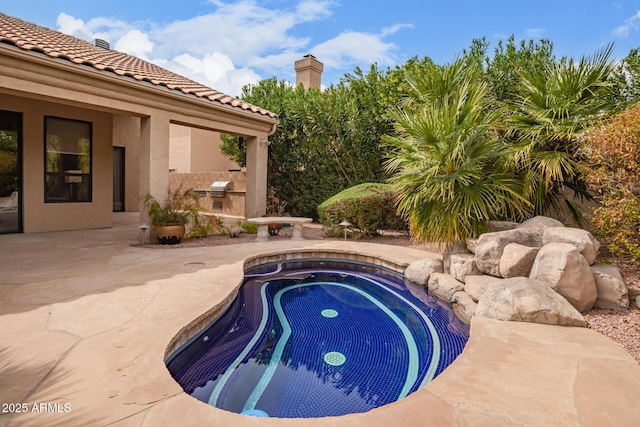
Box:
[318,183,406,236]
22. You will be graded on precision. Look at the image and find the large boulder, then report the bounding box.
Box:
[529,242,597,312]
[475,277,587,327]
[452,291,477,324]
[590,263,630,309]
[475,228,541,277]
[405,258,443,287]
[517,216,565,230]
[450,253,482,283]
[442,241,469,274]
[428,273,464,303]
[542,227,600,265]
[466,238,479,254]
[488,220,519,232]
[499,243,539,278]
[464,275,506,302]
[516,216,564,239]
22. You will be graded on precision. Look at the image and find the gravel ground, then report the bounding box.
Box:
[583,257,640,364]
[148,223,640,364]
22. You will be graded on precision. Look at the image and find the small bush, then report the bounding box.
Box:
[185,215,226,240]
[241,221,258,234]
[584,105,640,263]
[318,183,406,236]
[590,196,640,260]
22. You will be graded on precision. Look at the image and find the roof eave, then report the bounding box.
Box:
[0,41,279,126]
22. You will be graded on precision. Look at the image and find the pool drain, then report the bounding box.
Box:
[324,351,346,366]
[321,309,338,318]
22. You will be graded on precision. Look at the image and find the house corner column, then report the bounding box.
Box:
[245,134,268,217]
[139,112,171,227]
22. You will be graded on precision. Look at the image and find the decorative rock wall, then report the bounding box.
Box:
[405,216,630,327]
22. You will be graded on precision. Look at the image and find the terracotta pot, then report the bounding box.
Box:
[263,214,282,236]
[155,224,186,245]
[268,224,282,236]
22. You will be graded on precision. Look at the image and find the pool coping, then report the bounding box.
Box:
[1,220,639,426]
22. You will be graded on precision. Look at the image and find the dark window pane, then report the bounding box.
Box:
[44,117,92,203]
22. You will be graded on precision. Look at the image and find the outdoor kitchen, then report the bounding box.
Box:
[168,171,247,218]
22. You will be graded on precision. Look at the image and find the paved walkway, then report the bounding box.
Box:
[0,213,639,426]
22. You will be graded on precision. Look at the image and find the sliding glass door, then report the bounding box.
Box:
[0,110,21,233]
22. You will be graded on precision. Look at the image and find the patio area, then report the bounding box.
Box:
[0,213,639,426]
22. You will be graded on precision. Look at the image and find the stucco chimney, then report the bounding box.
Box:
[294,54,323,89]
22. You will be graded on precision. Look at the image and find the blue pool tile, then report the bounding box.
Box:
[167,260,469,418]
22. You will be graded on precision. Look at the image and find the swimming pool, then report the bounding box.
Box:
[166,259,469,418]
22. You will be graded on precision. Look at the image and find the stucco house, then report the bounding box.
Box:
[0,12,278,234]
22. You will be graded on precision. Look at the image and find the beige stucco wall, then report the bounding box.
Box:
[190,128,241,172]
[169,124,191,173]
[245,135,269,216]
[0,93,113,232]
[169,124,241,173]
[140,112,171,220]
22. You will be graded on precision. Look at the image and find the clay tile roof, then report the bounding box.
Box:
[0,13,277,119]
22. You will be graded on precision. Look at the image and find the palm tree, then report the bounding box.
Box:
[384,59,530,245]
[505,44,620,225]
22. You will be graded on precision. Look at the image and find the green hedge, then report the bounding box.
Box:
[318,183,406,236]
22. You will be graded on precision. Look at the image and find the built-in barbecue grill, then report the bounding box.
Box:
[209,181,232,198]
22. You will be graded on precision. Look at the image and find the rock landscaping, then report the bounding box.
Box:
[405,216,631,327]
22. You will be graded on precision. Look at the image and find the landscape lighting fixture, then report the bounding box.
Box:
[339,220,352,240]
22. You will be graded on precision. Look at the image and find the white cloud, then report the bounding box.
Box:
[53,1,410,95]
[156,53,261,97]
[312,31,398,69]
[295,0,336,21]
[150,0,333,63]
[114,30,154,60]
[381,23,414,37]
[524,28,547,38]
[56,13,93,40]
[57,13,133,44]
[245,51,303,76]
[613,11,640,39]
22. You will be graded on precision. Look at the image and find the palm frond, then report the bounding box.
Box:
[504,43,619,224]
[385,58,530,244]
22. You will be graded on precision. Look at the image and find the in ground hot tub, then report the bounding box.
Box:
[165,259,469,418]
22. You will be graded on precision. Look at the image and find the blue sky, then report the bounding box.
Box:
[3,1,640,96]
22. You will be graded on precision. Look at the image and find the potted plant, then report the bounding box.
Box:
[142,187,203,244]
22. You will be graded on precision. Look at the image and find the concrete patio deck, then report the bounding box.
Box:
[1,213,639,426]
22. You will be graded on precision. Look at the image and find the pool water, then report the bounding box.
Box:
[166,260,469,418]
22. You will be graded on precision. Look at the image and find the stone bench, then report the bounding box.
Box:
[247,217,313,242]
